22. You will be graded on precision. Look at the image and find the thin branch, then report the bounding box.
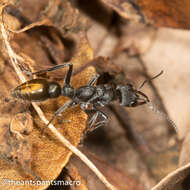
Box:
[0,23,118,190]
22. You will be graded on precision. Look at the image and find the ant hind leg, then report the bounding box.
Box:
[17,63,33,79]
[32,63,73,83]
[41,99,73,135]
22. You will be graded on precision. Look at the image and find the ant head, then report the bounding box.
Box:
[117,71,163,107]
[62,85,74,98]
[116,84,149,107]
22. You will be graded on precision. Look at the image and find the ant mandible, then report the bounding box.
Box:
[12,63,177,133]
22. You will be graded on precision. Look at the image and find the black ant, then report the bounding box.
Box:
[12,63,177,133]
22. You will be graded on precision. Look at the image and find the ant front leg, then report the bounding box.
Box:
[82,106,108,132]
[88,110,108,131]
[79,107,108,145]
[134,90,150,106]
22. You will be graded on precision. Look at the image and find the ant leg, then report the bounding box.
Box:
[89,110,108,131]
[32,63,73,80]
[138,70,163,90]
[88,74,100,86]
[78,107,108,144]
[17,63,34,79]
[34,62,73,90]
[85,109,108,132]
[63,63,73,86]
[42,99,73,134]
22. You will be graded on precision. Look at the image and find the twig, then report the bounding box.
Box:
[0,23,118,190]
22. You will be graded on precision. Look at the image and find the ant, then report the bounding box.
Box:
[12,63,178,133]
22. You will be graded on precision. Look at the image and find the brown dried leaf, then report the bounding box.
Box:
[101,0,190,29]
[66,163,88,190]
[4,0,89,35]
[100,0,142,22]
[114,22,156,56]
[2,8,21,31]
[135,0,190,29]
[155,133,190,190]
[0,2,97,190]
[72,150,145,190]
[0,103,39,183]
[0,52,5,74]
[179,133,190,167]
[151,163,190,190]
[0,45,94,190]
[0,53,94,190]
[139,25,190,189]
[10,113,33,136]
[87,13,185,189]
[142,28,190,139]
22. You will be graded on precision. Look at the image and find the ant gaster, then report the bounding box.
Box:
[12,63,177,133]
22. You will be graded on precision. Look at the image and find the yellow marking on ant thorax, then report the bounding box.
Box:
[21,83,43,94]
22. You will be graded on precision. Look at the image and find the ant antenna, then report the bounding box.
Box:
[138,70,164,90]
[146,102,178,133]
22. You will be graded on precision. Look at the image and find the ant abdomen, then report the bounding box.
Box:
[12,78,61,101]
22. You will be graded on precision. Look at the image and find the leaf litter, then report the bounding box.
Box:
[1,0,190,190]
[0,1,117,190]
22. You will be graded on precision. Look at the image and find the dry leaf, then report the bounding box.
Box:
[0,1,98,190]
[10,113,33,136]
[3,1,190,190]
[101,0,190,29]
[86,5,183,189]
[0,101,39,183]
[65,163,88,190]
[72,150,145,190]
[100,0,142,22]
[0,44,95,190]
[113,22,156,56]
[4,0,89,35]
[151,163,190,190]
[135,0,190,29]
